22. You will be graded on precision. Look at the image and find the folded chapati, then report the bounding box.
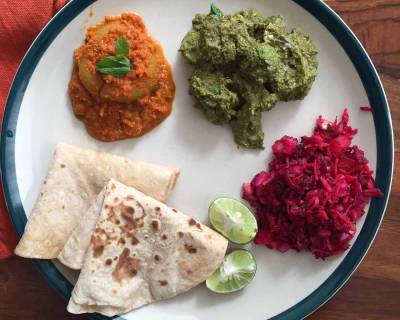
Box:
[67,179,228,316]
[15,143,179,259]
[58,187,106,269]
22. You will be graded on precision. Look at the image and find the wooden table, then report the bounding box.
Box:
[0,1,399,319]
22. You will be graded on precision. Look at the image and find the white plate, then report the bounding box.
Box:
[1,0,393,319]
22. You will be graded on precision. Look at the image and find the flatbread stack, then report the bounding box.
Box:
[14,143,228,316]
[15,143,180,259]
[67,179,228,316]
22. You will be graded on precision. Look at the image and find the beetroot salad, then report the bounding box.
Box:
[242,110,383,259]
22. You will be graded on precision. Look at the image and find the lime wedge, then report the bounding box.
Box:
[206,250,257,293]
[208,197,258,244]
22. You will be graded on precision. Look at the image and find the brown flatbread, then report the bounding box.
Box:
[15,143,179,259]
[67,179,228,316]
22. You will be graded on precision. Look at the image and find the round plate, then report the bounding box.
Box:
[0,0,393,319]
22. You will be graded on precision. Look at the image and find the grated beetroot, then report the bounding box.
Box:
[242,109,383,259]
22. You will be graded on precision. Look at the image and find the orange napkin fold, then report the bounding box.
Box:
[0,0,67,260]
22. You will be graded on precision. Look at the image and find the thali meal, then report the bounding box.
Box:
[180,6,318,149]
[242,110,383,259]
[67,180,228,316]
[12,3,385,317]
[69,13,175,141]
[14,143,179,259]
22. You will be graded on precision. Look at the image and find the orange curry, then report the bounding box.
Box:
[69,13,175,141]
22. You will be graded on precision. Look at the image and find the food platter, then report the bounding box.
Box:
[0,0,393,319]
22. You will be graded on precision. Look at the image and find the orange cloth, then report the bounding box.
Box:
[0,0,67,259]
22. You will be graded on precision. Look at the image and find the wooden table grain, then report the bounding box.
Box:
[0,1,399,319]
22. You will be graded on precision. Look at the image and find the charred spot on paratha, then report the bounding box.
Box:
[154,254,162,262]
[92,243,105,257]
[158,280,168,286]
[125,206,134,214]
[130,234,139,245]
[151,219,160,231]
[91,228,109,258]
[112,248,140,283]
[184,244,197,254]
[119,202,145,230]
[188,218,202,230]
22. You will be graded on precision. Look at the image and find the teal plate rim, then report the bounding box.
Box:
[0,0,394,319]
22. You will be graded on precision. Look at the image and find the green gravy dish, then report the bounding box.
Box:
[180,7,318,149]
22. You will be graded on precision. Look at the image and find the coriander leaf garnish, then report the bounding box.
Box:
[96,36,131,76]
[115,36,130,57]
[210,3,223,17]
[96,56,131,76]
